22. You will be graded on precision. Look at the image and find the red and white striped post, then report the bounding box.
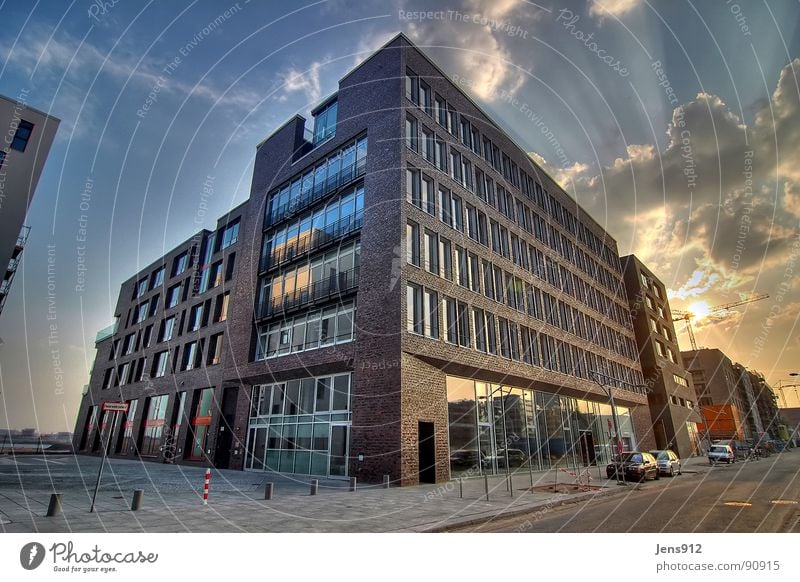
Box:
[202,468,211,505]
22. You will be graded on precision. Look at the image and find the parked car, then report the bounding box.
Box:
[708,444,735,464]
[606,452,659,481]
[449,449,485,469]
[492,448,528,468]
[650,449,682,477]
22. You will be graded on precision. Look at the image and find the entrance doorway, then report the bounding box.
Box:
[214,387,238,469]
[418,421,436,484]
[328,424,349,477]
[578,430,596,466]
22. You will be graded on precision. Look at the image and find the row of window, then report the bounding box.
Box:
[673,374,689,387]
[406,171,630,329]
[255,301,356,360]
[126,252,233,331]
[265,136,368,226]
[406,222,637,360]
[250,373,352,417]
[260,186,364,271]
[405,69,620,271]
[404,114,626,305]
[81,388,213,461]
[406,283,643,386]
[256,243,359,317]
[670,394,695,410]
[132,220,238,301]
[102,331,225,389]
[111,292,229,361]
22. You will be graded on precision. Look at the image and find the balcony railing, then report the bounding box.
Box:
[259,211,363,272]
[95,321,119,343]
[257,266,359,319]
[264,157,366,228]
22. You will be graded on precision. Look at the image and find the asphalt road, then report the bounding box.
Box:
[453,453,800,532]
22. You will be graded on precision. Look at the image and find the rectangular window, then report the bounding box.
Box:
[159,316,176,342]
[214,292,230,323]
[468,253,480,293]
[440,238,452,280]
[10,120,34,152]
[167,284,181,308]
[406,168,421,207]
[444,297,458,344]
[207,333,223,365]
[150,267,165,289]
[435,139,447,171]
[313,100,337,144]
[405,116,418,152]
[172,252,188,277]
[422,174,435,215]
[455,246,468,288]
[435,95,447,126]
[406,222,420,266]
[153,351,169,377]
[421,126,434,162]
[406,284,423,334]
[473,308,486,352]
[424,289,439,339]
[221,219,240,249]
[181,342,198,371]
[424,230,438,275]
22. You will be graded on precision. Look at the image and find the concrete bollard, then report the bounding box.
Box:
[382,475,390,489]
[45,493,62,517]
[131,490,144,511]
[310,479,319,496]
[349,477,357,492]
[264,482,274,500]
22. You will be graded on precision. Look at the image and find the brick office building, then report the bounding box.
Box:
[620,255,701,458]
[74,204,245,467]
[77,34,655,484]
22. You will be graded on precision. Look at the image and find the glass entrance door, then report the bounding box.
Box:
[328,424,349,477]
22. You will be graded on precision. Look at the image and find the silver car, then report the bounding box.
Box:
[708,444,735,464]
[650,449,682,476]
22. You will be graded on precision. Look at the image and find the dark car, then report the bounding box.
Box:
[650,449,682,477]
[492,448,528,468]
[449,449,485,469]
[606,452,659,482]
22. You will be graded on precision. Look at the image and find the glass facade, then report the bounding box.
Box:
[446,376,635,478]
[246,372,352,477]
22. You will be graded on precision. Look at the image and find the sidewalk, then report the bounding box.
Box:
[0,455,714,533]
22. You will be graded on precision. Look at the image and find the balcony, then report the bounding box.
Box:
[264,157,366,228]
[259,210,363,272]
[95,321,119,343]
[257,266,359,319]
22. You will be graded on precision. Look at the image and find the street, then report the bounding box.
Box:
[452,454,800,532]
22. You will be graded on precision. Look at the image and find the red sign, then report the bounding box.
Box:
[617,439,624,455]
[102,401,129,413]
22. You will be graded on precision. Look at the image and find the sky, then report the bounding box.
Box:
[0,0,799,433]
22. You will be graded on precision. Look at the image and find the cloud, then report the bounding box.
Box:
[588,0,643,21]
[530,58,800,332]
[280,61,323,104]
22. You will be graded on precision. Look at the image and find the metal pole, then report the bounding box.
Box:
[89,411,115,513]
[264,482,274,500]
[349,477,357,492]
[609,389,624,486]
[459,477,463,498]
[310,479,319,496]
[131,490,144,511]
[500,387,511,494]
[0,433,6,454]
[484,473,489,501]
[46,493,62,517]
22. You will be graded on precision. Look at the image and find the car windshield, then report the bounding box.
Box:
[710,446,727,453]
[621,453,643,463]
[654,451,669,460]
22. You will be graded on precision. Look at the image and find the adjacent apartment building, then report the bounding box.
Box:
[682,348,752,443]
[620,255,701,458]
[75,34,654,485]
[74,205,244,466]
[0,94,60,317]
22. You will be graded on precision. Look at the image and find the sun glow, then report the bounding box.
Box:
[688,301,712,320]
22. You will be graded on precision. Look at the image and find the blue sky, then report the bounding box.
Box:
[1,0,799,432]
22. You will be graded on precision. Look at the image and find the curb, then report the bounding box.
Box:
[422,485,632,533]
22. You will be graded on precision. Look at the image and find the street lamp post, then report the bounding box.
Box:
[590,370,649,487]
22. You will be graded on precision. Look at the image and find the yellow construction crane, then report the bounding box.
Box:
[672,293,769,351]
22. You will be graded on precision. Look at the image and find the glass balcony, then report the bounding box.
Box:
[95,321,119,343]
[259,210,363,272]
[257,266,359,319]
[264,157,366,228]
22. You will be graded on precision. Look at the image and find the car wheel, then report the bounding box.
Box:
[669,467,675,477]
[654,471,660,480]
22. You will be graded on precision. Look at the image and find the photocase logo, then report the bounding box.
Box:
[19,542,46,570]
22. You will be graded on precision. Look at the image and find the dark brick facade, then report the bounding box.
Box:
[77,34,659,485]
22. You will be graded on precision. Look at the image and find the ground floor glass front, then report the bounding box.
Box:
[447,376,636,478]
[245,372,351,477]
